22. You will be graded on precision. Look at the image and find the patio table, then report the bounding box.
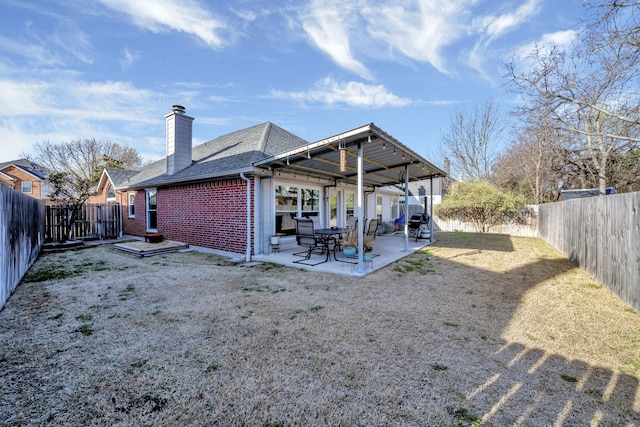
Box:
[314,227,346,262]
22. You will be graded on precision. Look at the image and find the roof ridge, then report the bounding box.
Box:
[258,122,273,153]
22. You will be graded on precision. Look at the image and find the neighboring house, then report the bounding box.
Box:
[557,187,618,201]
[0,159,53,203]
[93,105,447,258]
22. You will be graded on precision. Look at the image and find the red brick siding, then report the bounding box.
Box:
[123,191,148,237]
[2,165,43,200]
[157,179,252,255]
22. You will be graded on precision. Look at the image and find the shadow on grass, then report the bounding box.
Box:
[420,231,640,425]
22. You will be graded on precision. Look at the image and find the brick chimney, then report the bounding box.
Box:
[165,105,194,175]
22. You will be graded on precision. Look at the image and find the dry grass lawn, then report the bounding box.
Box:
[1,232,639,426]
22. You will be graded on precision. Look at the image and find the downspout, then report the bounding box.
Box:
[240,172,251,262]
[119,192,124,238]
[364,189,375,219]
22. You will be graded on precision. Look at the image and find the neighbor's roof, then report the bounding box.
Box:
[126,122,308,189]
[0,158,33,170]
[0,159,48,180]
[558,187,618,200]
[105,168,140,189]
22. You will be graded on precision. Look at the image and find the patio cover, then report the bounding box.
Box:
[253,123,447,273]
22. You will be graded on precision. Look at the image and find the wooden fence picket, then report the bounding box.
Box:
[44,203,121,242]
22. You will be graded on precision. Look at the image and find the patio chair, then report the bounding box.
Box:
[366,218,378,240]
[309,215,322,230]
[293,217,326,265]
[347,216,357,229]
[364,218,379,258]
[336,217,357,251]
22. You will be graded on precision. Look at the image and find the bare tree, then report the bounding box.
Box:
[506,2,640,195]
[27,139,142,241]
[440,98,504,181]
[493,116,560,203]
[31,139,142,187]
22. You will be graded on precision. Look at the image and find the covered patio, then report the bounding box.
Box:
[252,123,446,274]
[252,233,433,277]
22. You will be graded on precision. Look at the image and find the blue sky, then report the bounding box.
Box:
[0,0,585,167]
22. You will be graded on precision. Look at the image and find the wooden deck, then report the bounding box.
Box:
[114,240,189,257]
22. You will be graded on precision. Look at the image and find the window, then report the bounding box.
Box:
[301,188,319,217]
[274,184,321,235]
[21,181,32,193]
[275,185,298,235]
[146,189,157,231]
[329,193,337,227]
[128,192,135,217]
[107,184,116,202]
[376,196,383,222]
[345,192,354,219]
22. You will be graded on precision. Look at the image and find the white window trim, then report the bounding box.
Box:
[146,188,158,232]
[127,191,135,218]
[21,181,32,193]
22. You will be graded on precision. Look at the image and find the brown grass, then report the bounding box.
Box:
[1,231,639,426]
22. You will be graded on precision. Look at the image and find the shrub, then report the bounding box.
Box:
[435,181,526,232]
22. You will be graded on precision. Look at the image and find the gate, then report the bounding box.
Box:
[45,203,121,242]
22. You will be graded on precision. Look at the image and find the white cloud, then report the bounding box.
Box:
[48,25,94,65]
[300,0,372,80]
[297,0,547,81]
[363,0,473,75]
[0,77,168,161]
[0,21,94,68]
[120,48,140,69]
[270,77,412,108]
[474,0,540,40]
[0,34,64,67]
[516,29,579,58]
[98,0,229,48]
[466,0,542,82]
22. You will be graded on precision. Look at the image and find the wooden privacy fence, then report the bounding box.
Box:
[538,192,640,313]
[433,206,539,238]
[1,186,44,310]
[45,203,121,242]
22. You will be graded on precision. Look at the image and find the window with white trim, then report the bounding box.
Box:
[21,181,32,193]
[128,191,135,217]
[146,189,157,231]
[274,184,321,235]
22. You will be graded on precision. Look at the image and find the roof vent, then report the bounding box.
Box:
[173,104,186,114]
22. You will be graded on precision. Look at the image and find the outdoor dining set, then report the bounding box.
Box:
[292,216,378,267]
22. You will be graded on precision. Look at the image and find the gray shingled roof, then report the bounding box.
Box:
[0,158,34,169]
[105,168,140,189]
[0,159,48,179]
[125,122,308,189]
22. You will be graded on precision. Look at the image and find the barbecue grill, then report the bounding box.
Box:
[408,213,431,241]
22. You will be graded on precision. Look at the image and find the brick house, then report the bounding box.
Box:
[0,159,53,204]
[93,105,447,259]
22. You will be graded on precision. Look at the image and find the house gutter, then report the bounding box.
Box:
[240,172,251,262]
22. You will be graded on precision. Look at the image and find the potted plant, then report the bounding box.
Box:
[342,230,357,257]
[363,235,375,261]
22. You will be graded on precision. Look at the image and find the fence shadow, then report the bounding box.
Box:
[428,232,640,425]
